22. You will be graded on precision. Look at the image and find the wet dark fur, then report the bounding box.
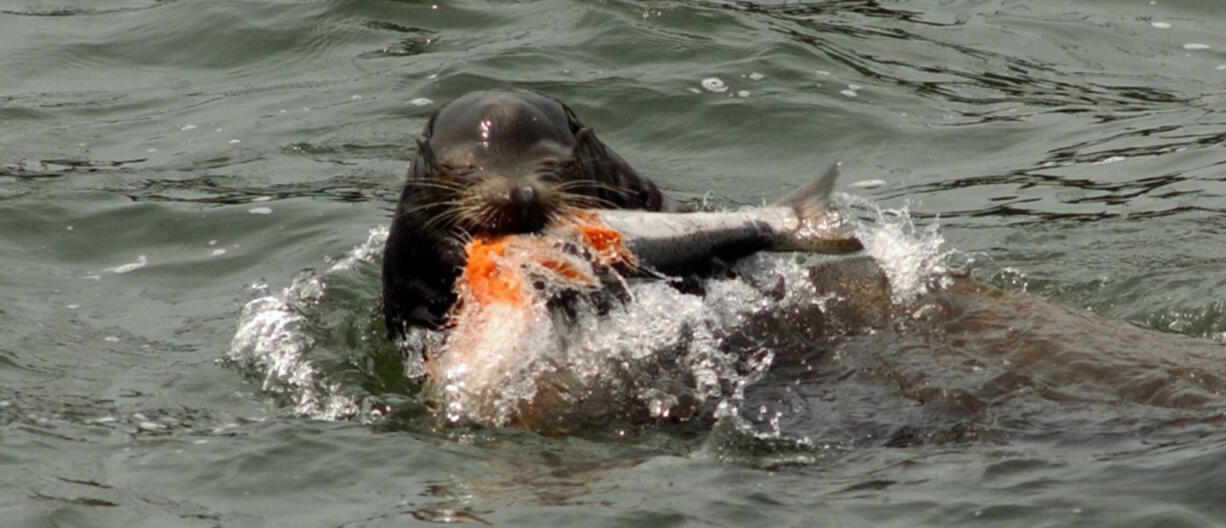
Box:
[382,90,674,339]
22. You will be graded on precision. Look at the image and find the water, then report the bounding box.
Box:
[4,0,1226,525]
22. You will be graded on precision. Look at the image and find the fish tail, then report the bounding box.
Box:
[771,161,864,254]
[773,161,840,215]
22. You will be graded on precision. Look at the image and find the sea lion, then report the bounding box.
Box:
[382,90,680,339]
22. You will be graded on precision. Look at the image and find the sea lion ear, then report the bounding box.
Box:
[420,106,441,139]
[575,126,593,142]
[415,136,436,167]
[559,101,587,135]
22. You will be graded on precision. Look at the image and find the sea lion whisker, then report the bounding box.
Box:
[555,179,634,197]
[403,179,467,193]
[448,226,473,245]
[552,178,613,190]
[561,184,627,202]
[422,202,475,230]
[396,199,464,220]
[559,191,618,209]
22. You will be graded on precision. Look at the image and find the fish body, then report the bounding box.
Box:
[586,162,862,275]
[452,162,863,311]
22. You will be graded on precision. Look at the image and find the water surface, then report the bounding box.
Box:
[4,0,1226,526]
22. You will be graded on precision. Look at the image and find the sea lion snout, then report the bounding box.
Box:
[510,185,538,221]
[465,174,556,234]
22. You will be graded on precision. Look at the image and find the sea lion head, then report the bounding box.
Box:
[409,90,611,235]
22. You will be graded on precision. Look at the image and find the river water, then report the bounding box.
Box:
[4,1,1226,526]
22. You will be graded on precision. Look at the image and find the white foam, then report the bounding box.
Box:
[848,179,887,189]
[841,195,953,305]
[107,255,148,274]
[326,226,388,272]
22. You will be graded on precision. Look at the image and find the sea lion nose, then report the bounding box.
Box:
[510,185,537,220]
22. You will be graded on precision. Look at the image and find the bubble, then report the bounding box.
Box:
[701,77,728,93]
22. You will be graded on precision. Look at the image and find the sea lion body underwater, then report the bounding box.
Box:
[382,90,683,339]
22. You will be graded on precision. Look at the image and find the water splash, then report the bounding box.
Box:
[840,194,955,306]
[226,227,391,421]
[422,244,837,430]
[227,202,958,432]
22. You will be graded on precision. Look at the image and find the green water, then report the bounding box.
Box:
[4,1,1226,526]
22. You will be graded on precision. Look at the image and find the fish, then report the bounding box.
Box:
[454,162,861,309]
[590,162,862,275]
